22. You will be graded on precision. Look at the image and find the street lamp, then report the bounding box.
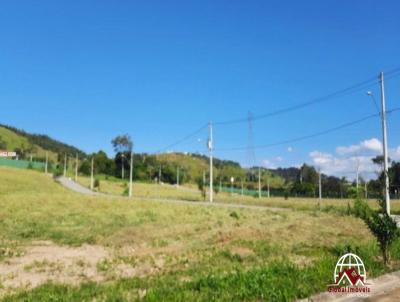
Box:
[367,85,390,215]
[366,91,380,113]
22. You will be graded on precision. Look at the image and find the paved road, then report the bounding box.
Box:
[55,176,288,212]
[56,176,101,195]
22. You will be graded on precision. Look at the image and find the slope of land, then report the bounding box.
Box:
[0,167,399,301]
[0,125,85,162]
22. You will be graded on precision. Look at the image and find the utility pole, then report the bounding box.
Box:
[129,151,133,198]
[355,156,360,197]
[176,166,180,186]
[379,71,391,215]
[258,167,261,198]
[63,154,67,177]
[364,181,368,199]
[45,151,48,174]
[241,179,244,196]
[208,122,213,202]
[75,153,78,182]
[90,157,94,190]
[318,168,322,203]
[267,176,270,198]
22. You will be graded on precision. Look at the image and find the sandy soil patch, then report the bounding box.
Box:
[0,241,157,296]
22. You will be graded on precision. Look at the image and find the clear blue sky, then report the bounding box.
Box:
[1,1,400,176]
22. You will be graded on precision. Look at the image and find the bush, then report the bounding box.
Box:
[229,211,239,220]
[353,198,400,265]
[284,190,289,200]
[53,167,63,177]
[94,179,100,190]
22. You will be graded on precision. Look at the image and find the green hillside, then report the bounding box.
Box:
[0,124,85,162]
[155,152,285,189]
[0,124,285,187]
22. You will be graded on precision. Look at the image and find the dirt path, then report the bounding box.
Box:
[56,176,288,212]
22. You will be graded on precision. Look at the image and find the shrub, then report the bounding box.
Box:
[94,179,100,190]
[229,211,239,220]
[353,198,400,265]
[284,190,289,200]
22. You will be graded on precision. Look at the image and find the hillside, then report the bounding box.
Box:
[155,152,285,188]
[0,124,85,162]
[0,124,285,186]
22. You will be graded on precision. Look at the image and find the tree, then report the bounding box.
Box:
[372,155,390,166]
[111,134,133,153]
[79,151,115,176]
[299,164,318,184]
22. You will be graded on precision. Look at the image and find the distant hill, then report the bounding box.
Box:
[0,124,85,162]
[0,124,286,187]
[153,152,285,188]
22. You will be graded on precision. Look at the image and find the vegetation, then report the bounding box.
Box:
[0,167,399,301]
[3,126,400,201]
[354,198,400,265]
[0,125,85,159]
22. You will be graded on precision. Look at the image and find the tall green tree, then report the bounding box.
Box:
[111,134,133,153]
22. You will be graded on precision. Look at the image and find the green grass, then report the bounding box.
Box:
[76,175,400,214]
[0,167,399,301]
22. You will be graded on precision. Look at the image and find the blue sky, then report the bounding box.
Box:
[1,1,400,177]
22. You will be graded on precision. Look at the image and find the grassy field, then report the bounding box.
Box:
[0,167,399,301]
[76,175,400,214]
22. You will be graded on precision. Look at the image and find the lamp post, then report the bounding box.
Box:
[367,80,390,215]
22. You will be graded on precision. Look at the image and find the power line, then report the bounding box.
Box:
[215,107,400,152]
[214,78,377,126]
[153,67,400,154]
[155,123,208,153]
[214,67,400,126]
